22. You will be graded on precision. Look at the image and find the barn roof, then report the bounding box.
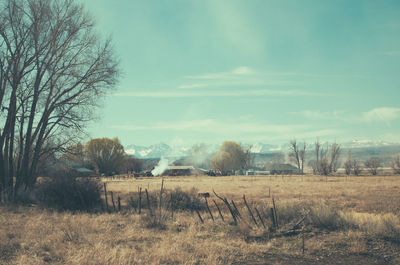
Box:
[267,163,298,171]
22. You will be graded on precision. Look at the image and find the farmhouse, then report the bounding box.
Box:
[162,166,203,176]
[44,159,95,177]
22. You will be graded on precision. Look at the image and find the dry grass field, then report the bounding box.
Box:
[2,175,400,264]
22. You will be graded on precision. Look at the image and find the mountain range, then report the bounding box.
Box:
[125,140,400,159]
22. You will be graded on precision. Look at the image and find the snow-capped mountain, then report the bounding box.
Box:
[250,143,282,153]
[124,140,400,159]
[125,143,191,159]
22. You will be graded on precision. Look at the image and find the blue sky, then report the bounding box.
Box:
[83,0,400,147]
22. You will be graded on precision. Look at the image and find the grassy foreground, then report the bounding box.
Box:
[1,175,400,264]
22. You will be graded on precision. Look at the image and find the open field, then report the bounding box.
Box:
[1,175,400,264]
[107,175,400,214]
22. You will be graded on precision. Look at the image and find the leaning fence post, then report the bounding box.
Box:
[195,209,204,224]
[138,187,142,215]
[213,190,237,225]
[103,183,109,212]
[231,200,241,218]
[213,199,224,222]
[205,197,214,221]
[224,199,238,225]
[243,195,258,226]
[255,207,266,229]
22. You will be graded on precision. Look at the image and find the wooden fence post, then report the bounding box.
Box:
[302,227,305,255]
[231,200,241,218]
[213,190,237,225]
[270,208,277,231]
[117,195,121,211]
[272,197,278,228]
[255,207,266,228]
[213,199,224,222]
[103,183,109,212]
[205,197,214,221]
[195,209,204,224]
[159,178,164,218]
[145,188,153,216]
[110,191,116,212]
[138,187,142,215]
[243,195,258,226]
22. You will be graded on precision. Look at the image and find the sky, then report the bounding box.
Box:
[83,0,400,147]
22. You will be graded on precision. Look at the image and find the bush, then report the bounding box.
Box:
[166,187,205,212]
[36,169,102,212]
[128,187,205,212]
[308,204,342,230]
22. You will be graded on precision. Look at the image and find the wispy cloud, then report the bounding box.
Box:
[186,66,255,80]
[113,89,314,98]
[291,110,345,120]
[112,119,305,134]
[292,107,400,126]
[362,107,400,125]
[177,83,208,89]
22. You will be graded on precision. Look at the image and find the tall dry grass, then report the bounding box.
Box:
[2,175,400,264]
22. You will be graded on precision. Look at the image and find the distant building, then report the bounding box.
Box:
[162,166,203,176]
[266,163,300,175]
[44,159,95,177]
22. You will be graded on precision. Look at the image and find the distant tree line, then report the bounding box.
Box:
[61,138,143,176]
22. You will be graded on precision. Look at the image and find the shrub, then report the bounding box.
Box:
[166,187,205,212]
[308,204,342,230]
[129,187,205,212]
[140,211,169,230]
[36,169,102,212]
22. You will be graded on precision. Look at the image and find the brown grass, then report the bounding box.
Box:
[1,175,400,264]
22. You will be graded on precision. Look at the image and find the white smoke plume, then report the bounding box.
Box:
[151,157,170,176]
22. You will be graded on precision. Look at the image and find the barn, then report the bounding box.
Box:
[267,163,300,175]
[162,166,203,176]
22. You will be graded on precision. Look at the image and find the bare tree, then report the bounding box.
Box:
[318,157,330,176]
[344,151,352,175]
[391,155,400,175]
[289,139,306,174]
[314,139,321,174]
[352,159,362,176]
[328,142,341,173]
[313,140,339,175]
[314,139,327,175]
[0,0,119,198]
[364,157,381,176]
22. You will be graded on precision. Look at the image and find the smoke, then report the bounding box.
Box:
[151,157,170,176]
[184,143,212,169]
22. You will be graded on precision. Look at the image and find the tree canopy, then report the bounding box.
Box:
[85,138,125,175]
[210,141,250,175]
